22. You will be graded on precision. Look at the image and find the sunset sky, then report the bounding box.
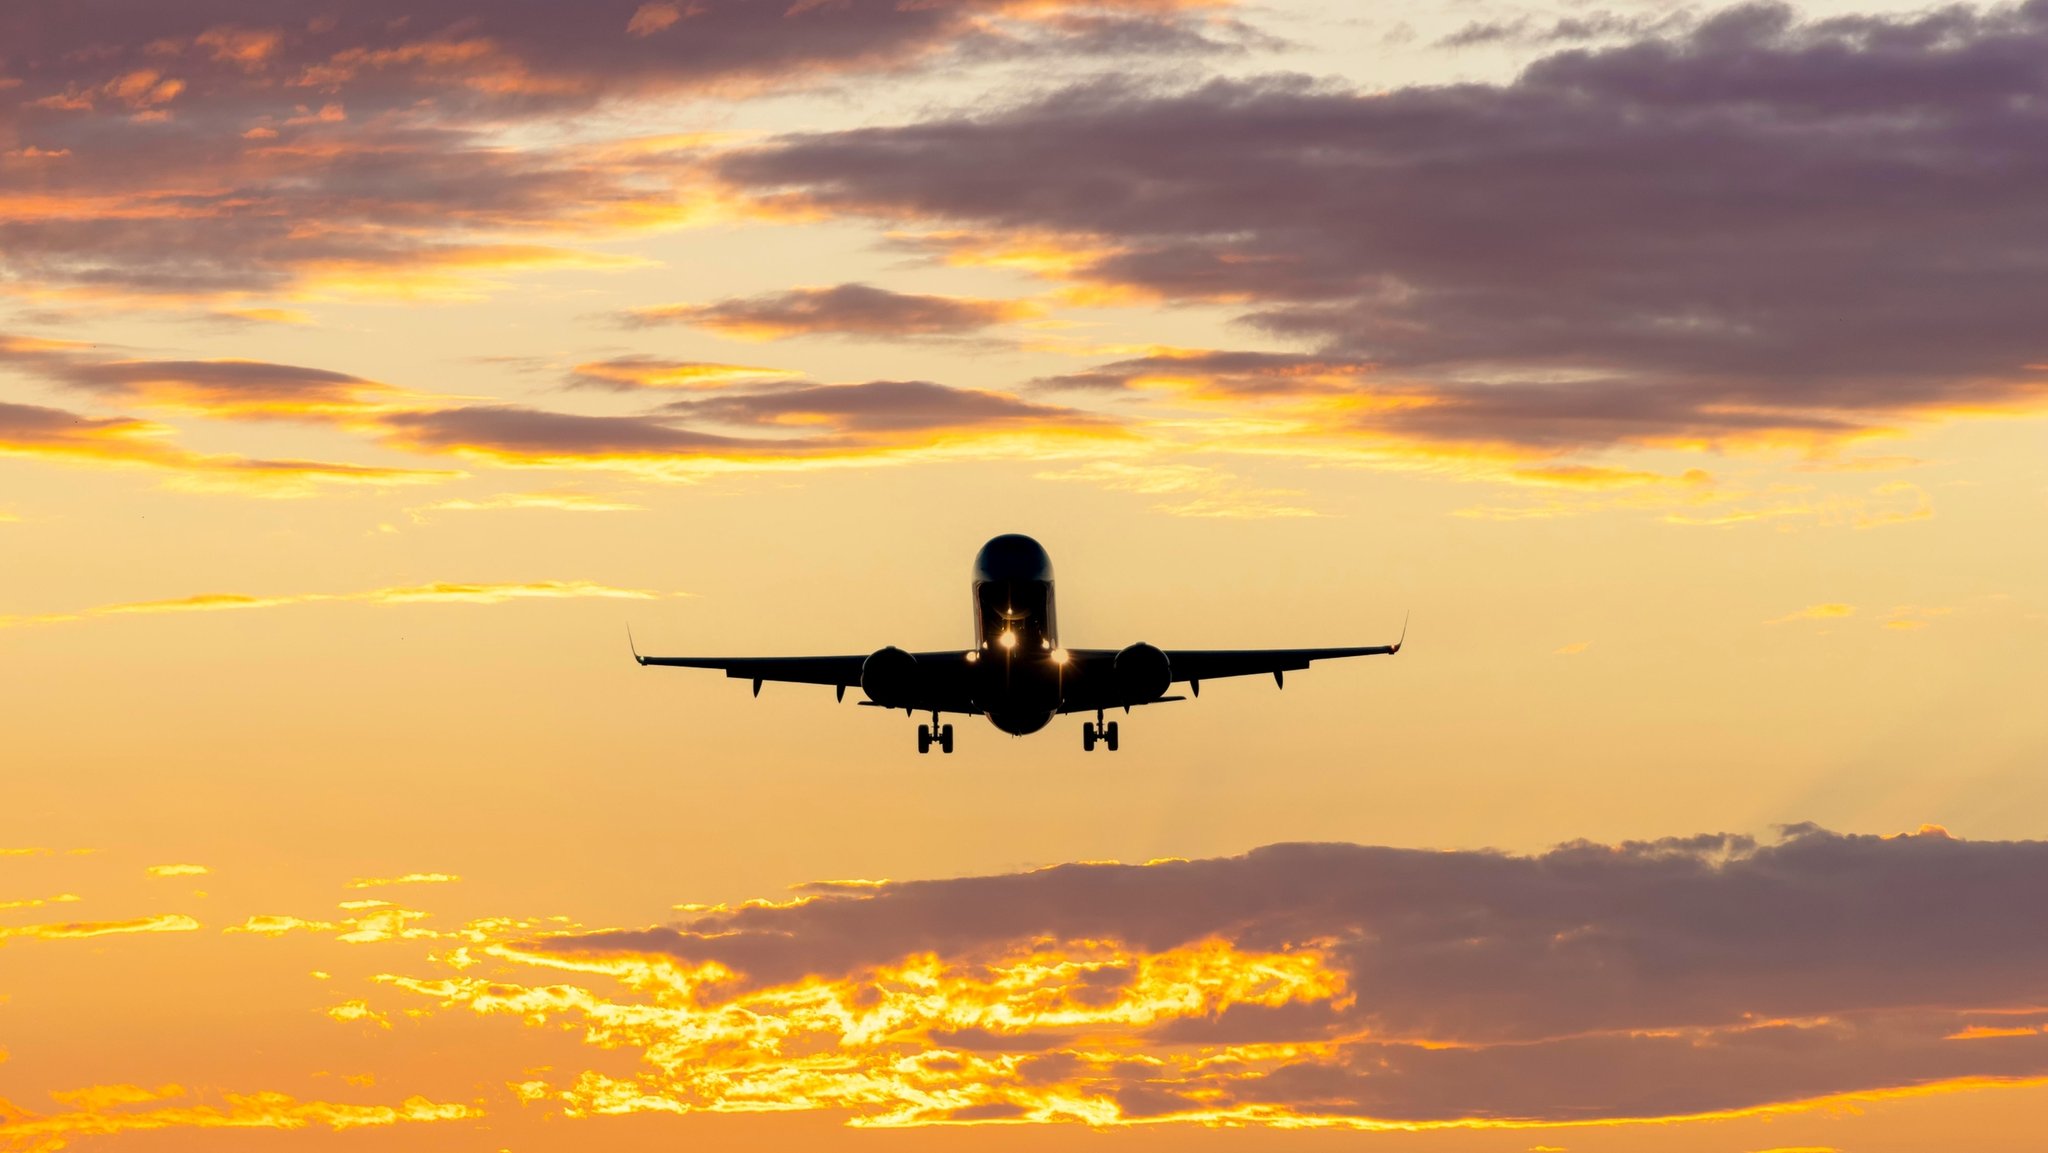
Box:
[4,0,2048,1149]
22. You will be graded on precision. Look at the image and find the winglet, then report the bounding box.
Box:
[627,624,646,666]
[1392,611,1408,654]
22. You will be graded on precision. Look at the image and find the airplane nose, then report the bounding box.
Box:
[973,534,1054,583]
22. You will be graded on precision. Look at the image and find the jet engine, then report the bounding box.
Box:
[861,646,920,707]
[1113,642,1172,705]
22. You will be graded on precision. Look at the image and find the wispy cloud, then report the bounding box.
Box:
[0,1084,475,1146]
[407,492,649,517]
[0,893,83,912]
[625,283,1038,341]
[0,399,454,495]
[348,873,461,890]
[1766,604,1857,625]
[0,914,199,942]
[144,864,210,878]
[2,581,670,630]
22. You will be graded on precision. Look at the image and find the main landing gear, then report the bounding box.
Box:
[917,713,954,755]
[1082,711,1119,752]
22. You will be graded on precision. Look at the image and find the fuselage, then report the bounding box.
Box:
[969,533,1065,735]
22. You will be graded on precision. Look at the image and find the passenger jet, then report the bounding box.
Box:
[632,534,1403,753]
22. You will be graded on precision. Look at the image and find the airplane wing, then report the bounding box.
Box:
[1057,630,1403,714]
[633,651,866,691]
[630,636,980,713]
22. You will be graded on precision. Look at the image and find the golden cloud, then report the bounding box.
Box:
[2,581,669,631]
[1765,604,1857,626]
[0,914,199,942]
[0,894,82,912]
[0,1085,476,1147]
[144,864,209,878]
[189,828,2048,1133]
[347,872,461,890]
[0,399,456,495]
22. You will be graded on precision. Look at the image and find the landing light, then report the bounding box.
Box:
[998,631,1017,650]
[965,650,979,664]
[1052,649,1069,665]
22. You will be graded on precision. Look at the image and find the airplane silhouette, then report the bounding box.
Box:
[632,534,1403,753]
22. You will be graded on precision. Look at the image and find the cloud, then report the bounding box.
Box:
[376,385,1127,474]
[0,0,1237,303]
[0,336,407,420]
[565,357,800,392]
[407,492,649,516]
[1,581,667,630]
[657,380,1092,434]
[348,826,2048,1129]
[624,283,1038,340]
[721,4,2048,459]
[0,914,199,942]
[0,1085,475,1146]
[3,332,1129,484]
[0,399,451,493]
[1766,603,1856,625]
[348,873,460,890]
[144,864,210,878]
[1035,460,1319,518]
[0,893,82,912]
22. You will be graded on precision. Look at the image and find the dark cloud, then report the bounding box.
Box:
[1035,349,1367,394]
[0,333,397,416]
[1438,10,1689,49]
[0,0,1223,119]
[659,379,1094,432]
[378,378,1118,464]
[722,3,2048,453]
[0,0,1223,300]
[519,826,2048,1121]
[0,397,447,487]
[625,283,1033,340]
[378,406,768,458]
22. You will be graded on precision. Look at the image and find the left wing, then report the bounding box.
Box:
[1057,629,1403,714]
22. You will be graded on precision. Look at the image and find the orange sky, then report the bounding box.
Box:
[4,1,2048,1150]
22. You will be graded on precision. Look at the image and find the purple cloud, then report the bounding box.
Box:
[722,3,2048,452]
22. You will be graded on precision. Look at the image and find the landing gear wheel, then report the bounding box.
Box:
[939,724,954,754]
[1083,725,1097,752]
[917,724,933,754]
[1104,721,1118,752]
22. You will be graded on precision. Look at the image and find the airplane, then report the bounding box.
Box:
[630,533,1403,753]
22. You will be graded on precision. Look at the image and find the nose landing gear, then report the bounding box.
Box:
[1082,711,1119,752]
[917,714,954,755]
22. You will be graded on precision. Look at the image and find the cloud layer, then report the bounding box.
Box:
[0,0,1227,303]
[724,2,2048,456]
[349,826,2048,1128]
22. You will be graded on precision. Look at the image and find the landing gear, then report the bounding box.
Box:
[1082,712,1119,752]
[917,716,954,755]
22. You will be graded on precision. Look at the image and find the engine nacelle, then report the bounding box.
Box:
[1113,642,1172,705]
[861,646,920,708]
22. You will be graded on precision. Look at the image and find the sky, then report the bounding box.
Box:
[2,0,2047,1149]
